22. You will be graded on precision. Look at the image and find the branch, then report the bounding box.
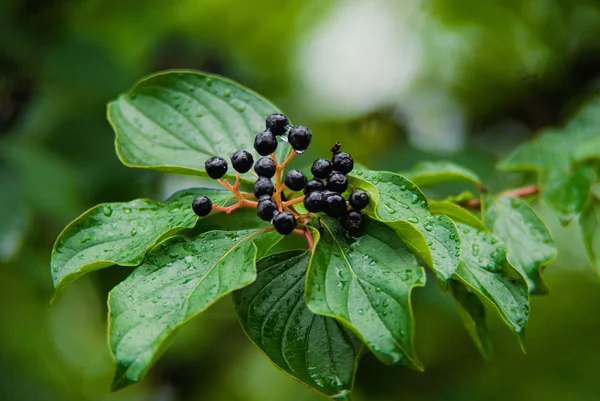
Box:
[462,185,539,209]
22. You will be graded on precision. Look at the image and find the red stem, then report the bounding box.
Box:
[462,184,539,209]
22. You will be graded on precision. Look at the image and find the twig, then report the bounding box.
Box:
[462,184,539,209]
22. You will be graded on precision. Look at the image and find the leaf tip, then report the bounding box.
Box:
[110,370,137,392]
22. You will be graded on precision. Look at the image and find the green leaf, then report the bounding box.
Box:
[449,280,492,360]
[499,122,598,224]
[454,223,529,335]
[349,170,461,282]
[51,188,233,298]
[306,217,426,369]
[234,248,363,398]
[482,195,557,294]
[402,160,483,188]
[107,70,288,180]
[428,200,487,231]
[108,228,281,390]
[580,199,600,278]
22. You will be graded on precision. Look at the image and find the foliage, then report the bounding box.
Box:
[49,70,600,400]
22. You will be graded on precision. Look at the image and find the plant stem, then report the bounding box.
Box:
[462,184,539,209]
[282,195,305,208]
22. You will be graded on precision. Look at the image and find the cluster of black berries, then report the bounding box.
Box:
[191,113,369,237]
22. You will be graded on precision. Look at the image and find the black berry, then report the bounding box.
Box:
[266,113,290,136]
[273,211,297,235]
[288,125,312,152]
[349,190,369,210]
[253,177,275,198]
[191,195,212,217]
[254,156,276,178]
[327,172,349,193]
[205,156,228,179]
[311,158,333,179]
[304,191,325,213]
[305,179,326,194]
[257,196,279,221]
[254,130,278,156]
[332,152,354,174]
[340,210,366,236]
[285,169,307,191]
[230,150,254,173]
[324,193,347,218]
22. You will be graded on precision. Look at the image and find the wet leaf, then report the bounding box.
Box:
[234,247,363,398]
[449,280,492,360]
[428,200,487,231]
[349,170,461,282]
[107,70,288,180]
[454,223,529,335]
[109,228,280,390]
[51,188,233,298]
[306,217,425,369]
[403,160,483,188]
[483,195,557,294]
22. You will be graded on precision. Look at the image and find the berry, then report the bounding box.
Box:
[254,157,276,178]
[340,210,366,236]
[305,179,326,194]
[254,176,275,198]
[273,211,297,235]
[254,130,278,156]
[311,158,333,179]
[205,156,228,179]
[230,150,254,173]
[191,195,212,217]
[257,196,279,221]
[285,169,307,191]
[332,152,354,174]
[327,172,349,193]
[288,125,312,152]
[324,193,347,218]
[349,190,369,210]
[266,113,290,136]
[304,191,325,213]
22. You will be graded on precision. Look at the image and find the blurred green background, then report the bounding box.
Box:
[2,0,600,400]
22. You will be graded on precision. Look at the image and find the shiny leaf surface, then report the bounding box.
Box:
[109,228,280,390]
[107,70,288,180]
[483,195,557,294]
[349,170,461,282]
[454,223,529,335]
[51,188,233,297]
[306,217,425,369]
[234,249,363,398]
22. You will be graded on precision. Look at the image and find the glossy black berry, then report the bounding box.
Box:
[311,158,333,179]
[273,211,297,235]
[288,125,312,152]
[340,210,365,236]
[285,169,307,191]
[230,150,254,173]
[253,176,275,198]
[331,152,354,174]
[205,156,228,179]
[305,179,326,194]
[254,156,276,178]
[304,191,325,213]
[327,172,349,193]
[257,196,279,221]
[349,190,369,210]
[324,193,347,218]
[191,195,212,217]
[266,113,290,136]
[254,130,278,156]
